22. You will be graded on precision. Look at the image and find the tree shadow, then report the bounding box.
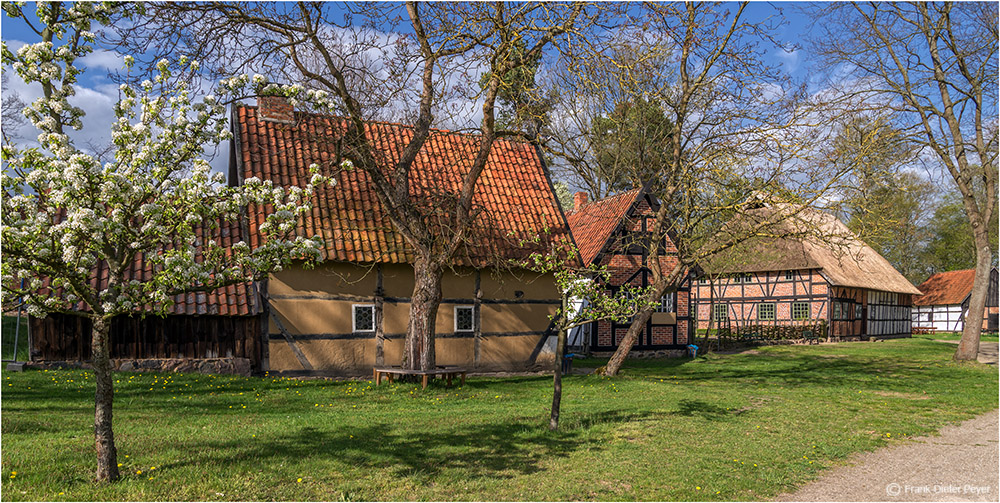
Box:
[671,398,730,419]
[153,409,651,484]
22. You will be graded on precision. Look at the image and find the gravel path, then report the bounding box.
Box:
[780,410,1000,502]
[932,340,999,365]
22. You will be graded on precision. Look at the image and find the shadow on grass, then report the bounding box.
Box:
[154,409,646,484]
[621,342,979,392]
[672,398,730,419]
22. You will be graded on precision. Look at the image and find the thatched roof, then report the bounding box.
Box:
[701,205,921,295]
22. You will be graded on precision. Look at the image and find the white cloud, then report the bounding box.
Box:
[2,62,230,177]
[775,46,800,74]
[79,49,125,72]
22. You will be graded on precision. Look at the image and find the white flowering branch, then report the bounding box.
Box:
[1,6,329,320]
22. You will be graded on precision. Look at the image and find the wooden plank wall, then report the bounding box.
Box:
[29,314,265,371]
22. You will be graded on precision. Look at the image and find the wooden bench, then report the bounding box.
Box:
[373,366,467,389]
[912,326,937,335]
[802,330,822,345]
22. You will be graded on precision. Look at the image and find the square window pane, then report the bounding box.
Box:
[354,305,374,332]
[456,306,474,332]
[792,302,810,320]
[758,303,775,320]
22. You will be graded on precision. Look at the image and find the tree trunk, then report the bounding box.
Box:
[603,302,657,376]
[91,316,120,482]
[405,256,444,371]
[550,296,568,431]
[954,239,993,361]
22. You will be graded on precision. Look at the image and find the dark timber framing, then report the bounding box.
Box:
[573,188,691,352]
[692,268,914,339]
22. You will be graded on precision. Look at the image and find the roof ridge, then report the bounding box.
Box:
[237,103,534,144]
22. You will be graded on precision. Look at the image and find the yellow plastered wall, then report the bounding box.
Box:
[266,262,559,373]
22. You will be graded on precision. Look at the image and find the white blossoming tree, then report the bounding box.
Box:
[1,3,326,482]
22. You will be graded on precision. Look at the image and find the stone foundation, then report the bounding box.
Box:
[27,358,252,376]
[590,349,688,359]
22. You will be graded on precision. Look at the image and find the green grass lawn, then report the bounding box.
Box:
[911,331,1000,342]
[1,316,29,362]
[1,339,997,501]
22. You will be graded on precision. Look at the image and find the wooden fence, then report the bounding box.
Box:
[715,319,829,347]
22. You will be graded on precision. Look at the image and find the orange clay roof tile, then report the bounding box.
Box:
[565,189,643,265]
[235,105,569,266]
[913,269,975,306]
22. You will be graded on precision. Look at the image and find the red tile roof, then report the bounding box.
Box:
[235,105,569,266]
[913,269,975,306]
[41,218,260,316]
[565,189,642,265]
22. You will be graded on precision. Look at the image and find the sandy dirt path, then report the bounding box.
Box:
[780,409,999,501]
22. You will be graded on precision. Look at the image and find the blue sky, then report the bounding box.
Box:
[1,2,821,178]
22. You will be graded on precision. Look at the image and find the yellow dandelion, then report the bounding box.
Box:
[297,478,303,483]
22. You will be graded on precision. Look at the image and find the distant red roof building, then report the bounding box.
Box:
[913,269,976,306]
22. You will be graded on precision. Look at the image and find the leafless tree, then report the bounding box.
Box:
[807,2,998,360]
[111,2,587,371]
[546,2,863,376]
[1,72,27,144]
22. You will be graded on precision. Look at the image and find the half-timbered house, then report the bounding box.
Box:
[912,268,999,333]
[28,96,572,375]
[691,208,922,339]
[564,188,692,355]
[233,96,570,374]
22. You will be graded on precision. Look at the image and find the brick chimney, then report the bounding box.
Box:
[258,94,295,124]
[573,191,589,212]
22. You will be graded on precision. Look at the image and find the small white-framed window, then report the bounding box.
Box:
[352,304,375,332]
[455,305,475,332]
[656,293,674,313]
[785,270,794,281]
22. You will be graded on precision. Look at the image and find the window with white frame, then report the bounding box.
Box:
[353,304,375,332]
[656,293,674,313]
[713,303,729,322]
[785,270,794,281]
[455,305,475,332]
[758,302,776,321]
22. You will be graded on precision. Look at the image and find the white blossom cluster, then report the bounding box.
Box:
[1,4,329,320]
[522,241,658,329]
